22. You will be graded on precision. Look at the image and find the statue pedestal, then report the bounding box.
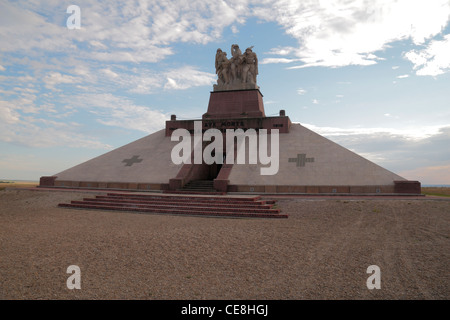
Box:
[213,82,259,92]
[165,88,291,136]
[203,89,265,119]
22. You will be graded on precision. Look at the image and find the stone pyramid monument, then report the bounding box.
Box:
[40,44,420,195]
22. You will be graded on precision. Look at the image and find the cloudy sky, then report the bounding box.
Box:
[1,0,449,184]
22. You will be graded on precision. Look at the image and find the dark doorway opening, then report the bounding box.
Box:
[207,149,224,180]
[208,162,222,180]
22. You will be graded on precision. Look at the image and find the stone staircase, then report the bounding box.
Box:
[58,192,287,219]
[164,180,225,195]
[182,180,215,191]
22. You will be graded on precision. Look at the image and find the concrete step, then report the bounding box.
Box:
[180,180,218,194]
[178,189,218,193]
[163,190,226,195]
[68,200,280,214]
[106,193,260,202]
[178,187,217,190]
[58,202,287,219]
[185,181,214,185]
[88,197,272,208]
[184,181,213,183]
[57,193,286,219]
[96,195,266,204]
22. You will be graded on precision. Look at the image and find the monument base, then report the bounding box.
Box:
[39,179,422,196]
[203,89,265,119]
[165,115,291,136]
[213,82,259,92]
[226,184,422,195]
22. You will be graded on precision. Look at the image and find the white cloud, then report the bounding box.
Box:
[261,57,299,64]
[89,40,108,50]
[301,123,445,140]
[163,66,216,90]
[383,113,399,119]
[60,93,169,133]
[3,0,449,73]
[43,72,80,90]
[85,48,174,64]
[266,46,298,56]
[127,75,162,94]
[260,0,450,69]
[297,88,307,95]
[396,74,409,79]
[312,99,319,104]
[0,112,111,149]
[101,68,119,79]
[0,2,72,52]
[399,164,450,184]
[0,100,20,124]
[404,34,450,76]
[301,123,450,181]
[97,106,167,133]
[261,47,300,64]
[0,80,109,148]
[0,0,250,64]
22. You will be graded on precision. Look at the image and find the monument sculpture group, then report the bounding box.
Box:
[214,44,259,91]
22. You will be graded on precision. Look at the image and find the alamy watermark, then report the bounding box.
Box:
[366,265,381,289]
[66,5,81,30]
[170,121,279,175]
[66,265,81,289]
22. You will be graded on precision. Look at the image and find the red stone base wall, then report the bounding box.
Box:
[39,176,57,187]
[228,184,422,195]
[51,180,169,191]
[394,180,421,194]
[166,116,291,136]
[204,89,265,119]
[44,179,421,195]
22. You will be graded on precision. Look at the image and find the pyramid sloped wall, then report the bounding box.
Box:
[52,129,182,190]
[41,122,419,194]
[227,123,406,192]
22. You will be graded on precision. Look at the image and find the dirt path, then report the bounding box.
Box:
[1,189,449,299]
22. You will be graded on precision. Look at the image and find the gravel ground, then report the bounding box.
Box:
[1,189,449,300]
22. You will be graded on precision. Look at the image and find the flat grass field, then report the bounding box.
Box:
[0,181,38,191]
[421,187,450,197]
[1,181,449,197]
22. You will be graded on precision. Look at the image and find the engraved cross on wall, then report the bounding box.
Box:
[122,155,143,166]
[288,153,314,167]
